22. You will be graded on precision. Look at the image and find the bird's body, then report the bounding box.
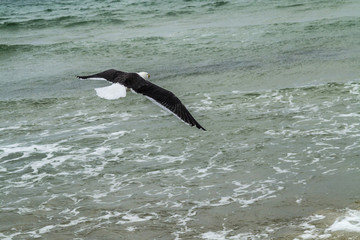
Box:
[77,69,206,130]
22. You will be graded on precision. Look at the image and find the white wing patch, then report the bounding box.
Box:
[81,77,107,81]
[95,83,127,100]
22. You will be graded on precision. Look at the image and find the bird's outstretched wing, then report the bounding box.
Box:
[77,70,206,130]
[133,81,206,131]
[77,69,125,83]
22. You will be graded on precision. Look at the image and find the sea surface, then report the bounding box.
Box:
[1,0,360,239]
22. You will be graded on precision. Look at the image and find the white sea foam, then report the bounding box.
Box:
[326,209,360,233]
[295,214,331,240]
[192,94,213,112]
[27,218,89,239]
[1,143,72,176]
[201,230,269,240]
[201,229,232,240]
[294,209,360,240]
[78,124,108,133]
[91,190,108,199]
[273,166,290,174]
[93,146,110,155]
[38,225,56,234]
[109,130,131,137]
[59,207,80,219]
[344,82,360,95]
[98,211,122,220]
[232,178,282,207]
[322,169,337,175]
[0,232,22,240]
[337,113,360,117]
[126,226,137,232]
[0,165,7,172]
[218,103,235,111]
[116,213,155,224]
[0,125,22,132]
[201,93,213,105]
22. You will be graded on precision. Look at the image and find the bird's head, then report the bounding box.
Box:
[137,72,150,80]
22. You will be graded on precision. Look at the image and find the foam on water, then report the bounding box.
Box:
[296,215,331,240]
[327,209,360,233]
[292,209,360,239]
[201,229,270,240]
[116,213,157,224]
[1,81,360,238]
[201,229,232,240]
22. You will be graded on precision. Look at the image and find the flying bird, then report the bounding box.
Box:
[77,69,206,130]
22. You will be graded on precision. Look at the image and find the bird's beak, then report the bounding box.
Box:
[148,74,150,79]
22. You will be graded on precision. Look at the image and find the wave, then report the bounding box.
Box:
[164,10,194,17]
[0,15,125,30]
[1,16,75,30]
[0,42,70,56]
[63,18,125,28]
[0,44,35,55]
[304,18,360,32]
[0,97,71,108]
[276,3,305,9]
[267,81,360,97]
[159,1,228,16]
[202,1,229,8]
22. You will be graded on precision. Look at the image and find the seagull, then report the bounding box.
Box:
[77,69,206,130]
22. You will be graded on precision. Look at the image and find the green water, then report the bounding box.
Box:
[1,0,360,239]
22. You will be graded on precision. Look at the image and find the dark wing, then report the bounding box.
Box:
[77,69,125,83]
[134,81,206,131]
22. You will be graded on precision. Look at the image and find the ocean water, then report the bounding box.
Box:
[1,0,360,239]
